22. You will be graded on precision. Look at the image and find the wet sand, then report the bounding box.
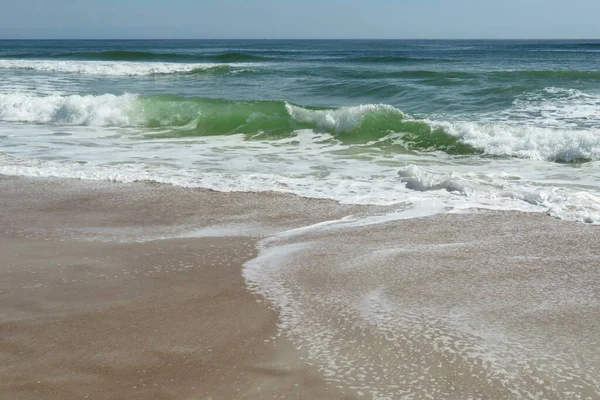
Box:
[0,176,363,400]
[2,176,600,399]
[247,210,600,398]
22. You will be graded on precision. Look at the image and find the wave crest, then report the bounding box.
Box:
[286,103,402,133]
[0,93,137,126]
[1,93,600,162]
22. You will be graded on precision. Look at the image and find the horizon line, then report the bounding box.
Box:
[1,38,599,41]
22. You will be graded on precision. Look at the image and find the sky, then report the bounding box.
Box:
[0,0,599,40]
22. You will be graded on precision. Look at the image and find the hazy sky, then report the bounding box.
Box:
[1,0,599,39]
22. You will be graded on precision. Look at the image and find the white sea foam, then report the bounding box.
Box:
[2,136,600,225]
[397,164,600,223]
[398,164,469,193]
[0,93,137,125]
[0,60,248,76]
[286,103,401,133]
[430,120,600,161]
[512,87,600,129]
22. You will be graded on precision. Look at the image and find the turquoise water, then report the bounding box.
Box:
[1,40,600,221]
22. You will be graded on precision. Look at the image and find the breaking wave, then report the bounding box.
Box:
[0,60,256,76]
[1,92,600,162]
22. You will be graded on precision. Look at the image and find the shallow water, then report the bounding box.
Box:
[244,210,600,399]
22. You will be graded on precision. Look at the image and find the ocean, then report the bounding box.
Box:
[2,39,600,399]
[1,39,600,222]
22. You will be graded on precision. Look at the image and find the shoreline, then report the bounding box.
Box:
[2,175,599,399]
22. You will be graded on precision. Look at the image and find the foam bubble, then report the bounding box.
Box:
[398,164,468,193]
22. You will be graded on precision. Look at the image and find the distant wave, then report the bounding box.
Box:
[208,52,269,62]
[496,69,600,80]
[383,69,600,81]
[344,56,446,64]
[0,50,272,63]
[301,68,600,83]
[576,42,600,48]
[0,60,256,76]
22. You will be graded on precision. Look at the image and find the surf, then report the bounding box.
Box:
[3,92,600,162]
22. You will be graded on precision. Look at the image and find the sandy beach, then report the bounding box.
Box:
[1,176,600,399]
[0,176,365,399]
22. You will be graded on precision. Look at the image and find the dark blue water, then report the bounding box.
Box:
[1,39,599,112]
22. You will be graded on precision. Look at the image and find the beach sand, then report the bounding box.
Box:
[1,176,599,399]
[0,176,363,400]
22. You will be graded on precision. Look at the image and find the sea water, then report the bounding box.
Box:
[1,39,600,222]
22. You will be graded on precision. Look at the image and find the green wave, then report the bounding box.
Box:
[132,96,477,155]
